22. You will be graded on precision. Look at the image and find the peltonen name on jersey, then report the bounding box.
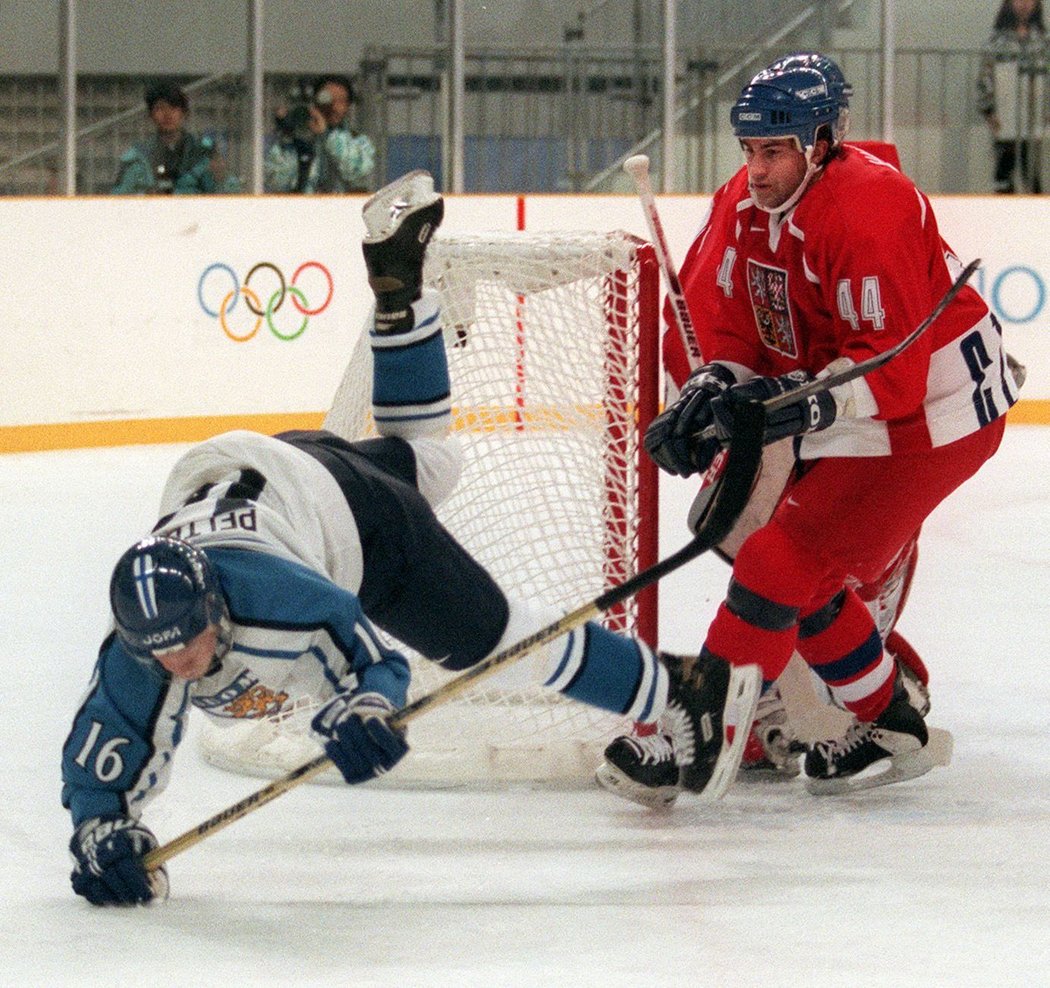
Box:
[163,506,258,542]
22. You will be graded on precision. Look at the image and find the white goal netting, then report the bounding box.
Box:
[198,230,660,787]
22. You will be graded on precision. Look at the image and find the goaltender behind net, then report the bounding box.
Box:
[60,170,762,907]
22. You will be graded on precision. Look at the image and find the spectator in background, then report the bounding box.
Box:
[978,0,1046,193]
[265,75,375,193]
[112,81,241,195]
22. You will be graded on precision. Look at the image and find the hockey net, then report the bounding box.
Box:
[197,230,660,787]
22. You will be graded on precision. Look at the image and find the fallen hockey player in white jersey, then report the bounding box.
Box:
[61,170,761,907]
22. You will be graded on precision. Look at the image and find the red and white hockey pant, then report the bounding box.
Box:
[703,418,1004,722]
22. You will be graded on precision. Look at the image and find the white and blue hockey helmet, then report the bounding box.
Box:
[731,52,852,153]
[109,536,225,660]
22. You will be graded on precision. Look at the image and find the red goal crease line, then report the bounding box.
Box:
[0,402,657,454]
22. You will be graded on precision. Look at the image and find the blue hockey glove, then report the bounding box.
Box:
[312,690,409,784]
[710,370,837,446]
[70,816,169,907]
[643,363,738,477]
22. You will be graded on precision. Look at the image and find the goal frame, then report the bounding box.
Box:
[198,229,662,787]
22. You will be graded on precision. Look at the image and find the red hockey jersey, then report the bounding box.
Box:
[665,145,1017,456]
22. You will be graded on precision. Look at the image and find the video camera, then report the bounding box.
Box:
[274,78,333,138]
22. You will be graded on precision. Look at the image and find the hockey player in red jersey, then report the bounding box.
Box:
[597,52,1018,804]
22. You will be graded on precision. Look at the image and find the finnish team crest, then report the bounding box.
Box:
[224,684,290,719]
[747,260,797,358]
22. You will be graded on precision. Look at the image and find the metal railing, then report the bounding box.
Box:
[0,1,873,197]
[0,45,1043,197]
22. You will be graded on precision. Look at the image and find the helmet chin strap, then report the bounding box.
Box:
[199,607,234,678]
[214,604,233,661]
[751,145,825,216]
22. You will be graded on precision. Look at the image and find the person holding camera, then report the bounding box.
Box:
[112,81,241,195]
[264,75,376,194]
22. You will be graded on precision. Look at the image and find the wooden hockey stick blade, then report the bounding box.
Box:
[142,400,769,872]
[762,257,981,413]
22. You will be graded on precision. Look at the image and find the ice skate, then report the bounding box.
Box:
[804,671,952,794]
[596,652,760,806]
[664,651,761,799]
[361,169,444,327]
[595,731,681,809]
[738,684,805,781]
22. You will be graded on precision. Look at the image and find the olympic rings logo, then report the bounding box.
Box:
[197,261,334,342]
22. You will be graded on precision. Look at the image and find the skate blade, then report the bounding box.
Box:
[804,727,954,796]
[701,663,763,801]
[736,760,802,783]
[362,170,440,241]
[594,762,680,810]
[362,169,431,213]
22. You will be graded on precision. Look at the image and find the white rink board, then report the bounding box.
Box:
[1,192,1048,435]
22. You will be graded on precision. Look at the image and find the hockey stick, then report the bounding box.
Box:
[624,152,730,540]
[624,154,702,371]
[142,400,768,872]
[764,257,981,412]
[695,257,982,443]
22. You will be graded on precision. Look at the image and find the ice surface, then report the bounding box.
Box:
[1,428,1047,987]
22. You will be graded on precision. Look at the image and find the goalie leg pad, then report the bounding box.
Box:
[854,533,919,641]
[738,684,805,780]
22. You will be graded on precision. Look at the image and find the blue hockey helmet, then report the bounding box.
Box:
[731,52,852,152]
[109,536,224,660]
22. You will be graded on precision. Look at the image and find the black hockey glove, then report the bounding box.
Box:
[70,816,169,907]
[710,370,837,446]
[312,690,409,785]
[643,362,738,477]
